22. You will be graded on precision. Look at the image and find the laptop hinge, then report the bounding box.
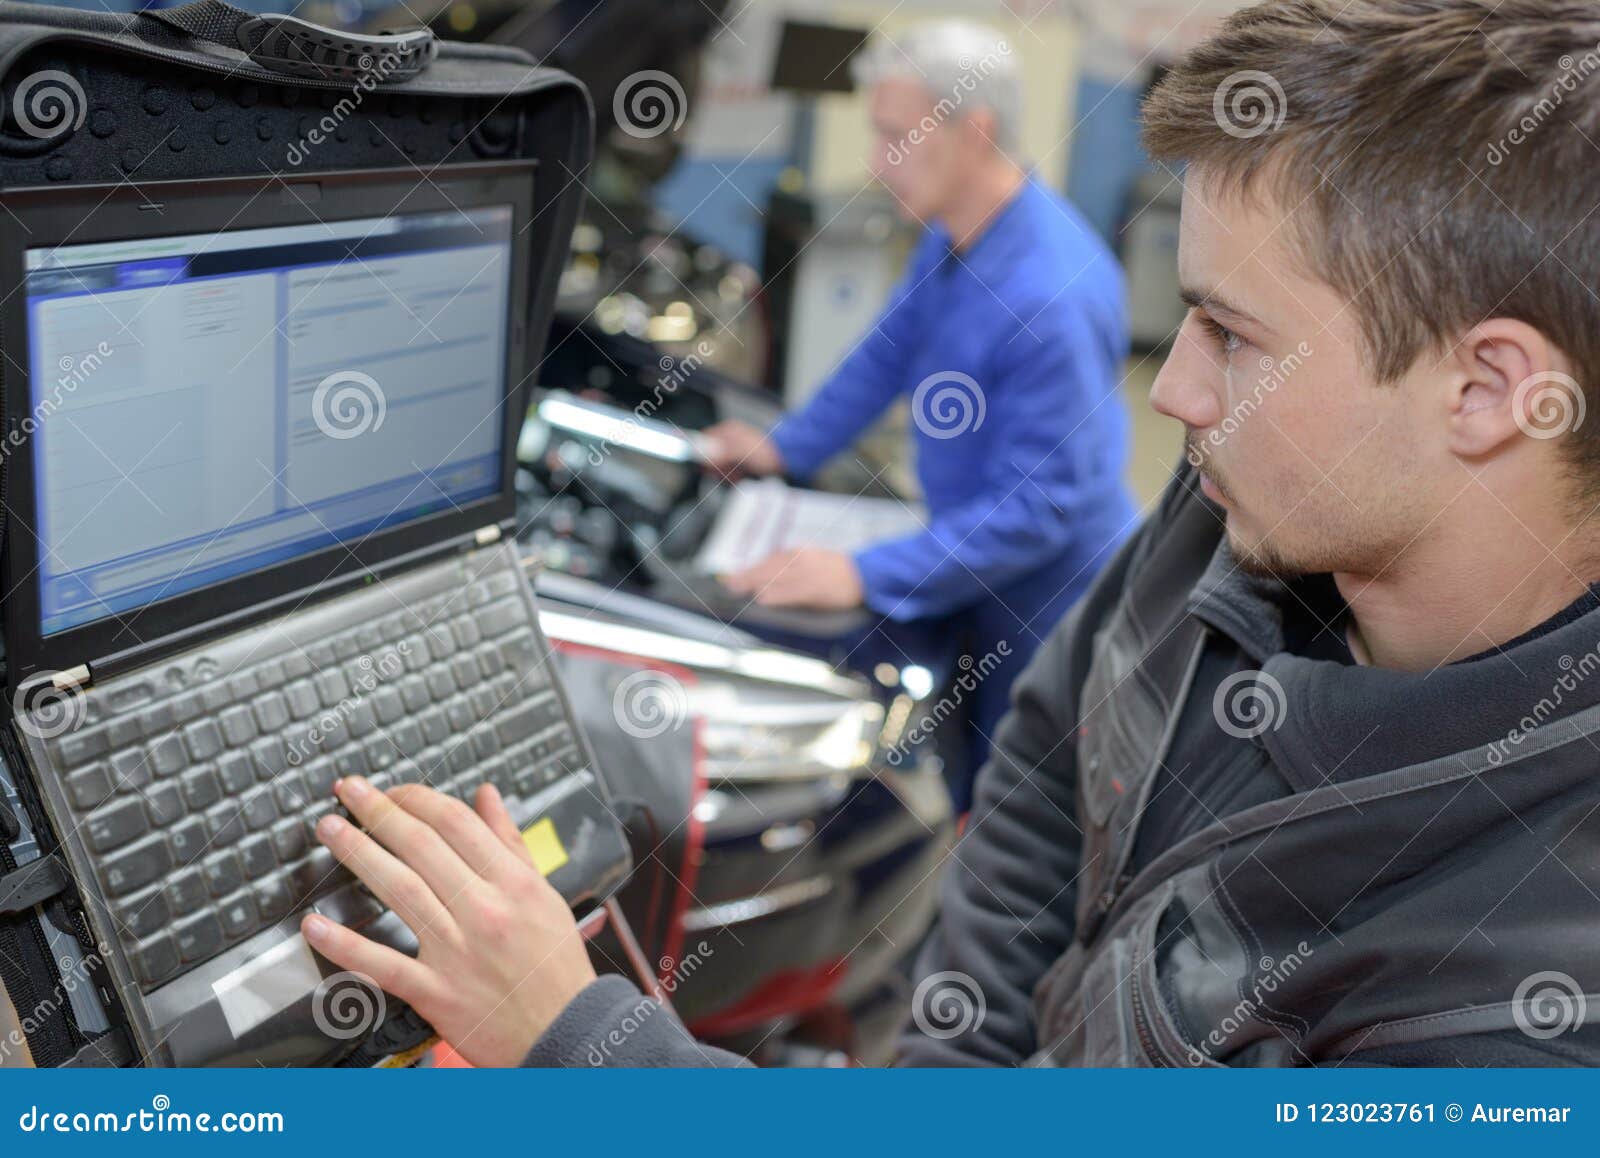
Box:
[0,853,70,916]
[474,525,502,546]
[51,665,91,692]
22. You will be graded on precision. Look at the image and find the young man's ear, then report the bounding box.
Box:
[1446,319,1576,458]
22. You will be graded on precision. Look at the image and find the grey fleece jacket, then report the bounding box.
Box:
[522,472,1600,1068]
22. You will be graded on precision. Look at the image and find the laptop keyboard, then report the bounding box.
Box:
[37,552,589,993]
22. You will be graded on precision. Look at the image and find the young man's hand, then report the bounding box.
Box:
[699,419,784,479]
[720,547,865,610]
[300,776,596,1068]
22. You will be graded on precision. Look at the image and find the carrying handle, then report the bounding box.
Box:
[142,0,437,83]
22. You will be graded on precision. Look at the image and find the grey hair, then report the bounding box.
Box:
[852,21,1020,155]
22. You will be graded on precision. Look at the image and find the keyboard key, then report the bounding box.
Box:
[110,748,152,793]
[303,757,337,799]
[67,763,114,810]
[475,599,522,638]
[249,736,288,781]
[426,668,456,701]
[284,679,319,718]
[494,700,544,748]
[451,654,481,690]
[498,631,541,674]
[132,933,180,987]
[254,874,293,921]
[469,684,498,721]
[168,816,208,865]
[373,688,404,726]
[402,639,430,674]
[165,868,208,917]
[307,642,335,668]
[452,615,482,649]
[52,724,107,768]
[106,716,142,749]
[447,742,475,777]
[475,644,504,678]
[217,751,254,794]
[144,782,183,828]
[390,720,423,756]
[173,911,224,963]
[477,755,507,791]
[239,835,277,879]
[204,803,246,848]
[315,670,350,707]
[201,681,232,713]
[148,734,186,777]
[181,766,222,811]
[270,817,307,862]
[202,851,243,898]
[219,893,258,939]
[282,652,313,680]
[218,706,257,748]
[364,738,397,772]
[85,798,149,853]
[183,719,225,763]
[273,770,311,814]
[170,693,203,725]
[255,659,286,690]
[104,680,155,715]
[334,748,370,780]
[422,625,454,662]
[252,692,290,734]
[114,888,169,939]
[228,671,258,701]
[103,835,173,897]
[398,675,429,712]
[470,726,500,762]
[346,699,377,739]
[418,707,449,746]
[446,697,474,734]
[137,702,173,739]
[242,788,277,831]
[332,635,359,662]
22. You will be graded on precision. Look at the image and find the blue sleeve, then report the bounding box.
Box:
[853,299,1130,621]
[768,240,935,479]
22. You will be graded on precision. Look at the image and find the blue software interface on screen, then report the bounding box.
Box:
[24,206,514,637]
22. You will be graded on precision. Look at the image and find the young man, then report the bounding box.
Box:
[702,22,1135,807]
[305,0,1600,1066]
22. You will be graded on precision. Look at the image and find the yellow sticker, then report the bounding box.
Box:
[521,817,569,876]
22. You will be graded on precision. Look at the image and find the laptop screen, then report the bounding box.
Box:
[22,205,514,639]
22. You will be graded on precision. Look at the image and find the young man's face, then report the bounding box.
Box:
[1149,172,1438,579]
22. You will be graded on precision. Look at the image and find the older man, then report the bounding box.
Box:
[706,23,1135,803]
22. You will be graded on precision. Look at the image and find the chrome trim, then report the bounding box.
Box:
[680,876,835,933]
[538,608,863,697]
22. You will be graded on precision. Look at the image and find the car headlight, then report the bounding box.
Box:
[695,681,885,783]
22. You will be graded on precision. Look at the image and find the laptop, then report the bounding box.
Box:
[0,162,632,1066]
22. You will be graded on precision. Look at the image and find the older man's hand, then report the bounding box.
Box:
[300,776,596,1068]
[720,547,865,610]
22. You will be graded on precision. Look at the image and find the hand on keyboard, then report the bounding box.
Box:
[300,775,596,1067]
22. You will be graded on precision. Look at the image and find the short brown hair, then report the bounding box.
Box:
[1143,1,1600,487]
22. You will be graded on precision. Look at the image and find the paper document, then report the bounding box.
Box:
[696,477,926,574]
